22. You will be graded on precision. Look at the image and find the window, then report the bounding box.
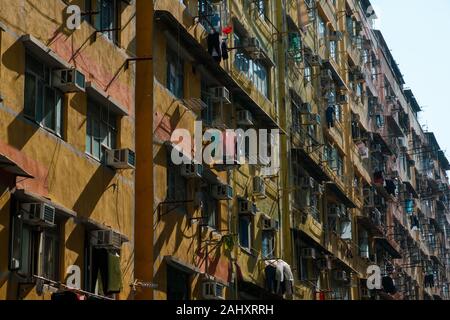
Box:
[255,0,267,15]
[304,61,312,83]
[9,201,61,281]
[318,16,326,40]
[201,81,215,125]
[167,265,190,300]
[24,54,63,137]
[166,46,184,99]
[234,33,270,98]
[252,61,269,98]
[167,157,188,212]
[201,188,218,229]
[262,230,275,259]
[239,216,252,250]
[198,0,221,33]
[86,100,118,162]
[329,40,337,61]
[85,0,120,43]
[288,32,302,63]
[359,228,369,258]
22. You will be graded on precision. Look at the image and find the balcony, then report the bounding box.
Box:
[290,127,330,183]
[357,208,385,236]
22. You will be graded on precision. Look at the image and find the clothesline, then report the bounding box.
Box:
[33,275,114,300]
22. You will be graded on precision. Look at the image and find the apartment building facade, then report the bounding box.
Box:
[0,0,136,300]
[146,0,450,301]
[0,0,449,301]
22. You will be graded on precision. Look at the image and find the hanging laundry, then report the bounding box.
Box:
[385,179,397,196]
[265,264,277,294]
[374,171,384,184]
[326,105,335,128]
[51,290,80,301]
[405,199,414,214]
[424,274,435,288]
[207,31,222,63]
[382,276,397,294]
[221,40,229,60]
[222,26,233,35]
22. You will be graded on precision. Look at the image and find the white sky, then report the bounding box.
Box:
[371,0,450,156]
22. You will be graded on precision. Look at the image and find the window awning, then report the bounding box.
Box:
[0,154,34,178]
[165,255,200,275]
[75,216,129,243]
[20,34,71,69]
[12,188,76,219]
[86,82,129,116]
[374,236,401,259]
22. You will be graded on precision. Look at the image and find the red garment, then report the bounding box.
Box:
[222,26,233,34]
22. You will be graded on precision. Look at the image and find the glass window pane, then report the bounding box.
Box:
[43,87,56,130]
[24,73,37,119]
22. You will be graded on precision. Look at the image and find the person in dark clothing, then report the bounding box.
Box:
[221,40,229,60]
[207,31,222,63]
[326,105,335,128]
[382,276,397,294]
[265,265,277,294]
[385,179,397,196]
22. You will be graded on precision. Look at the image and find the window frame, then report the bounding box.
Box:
[24,53,64,138]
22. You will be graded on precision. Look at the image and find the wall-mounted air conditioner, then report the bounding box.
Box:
[181,163,203,178]
[261,216,279,231]
[301,247,316,259]
[21,203,56,226]
[211,184,233,200]
[53,69,86,92]
[334,270,348,281]
[210,87,231,104]
[253,176,266,198]
[237,110,254,126]
[202,280,225,300]
[238,199,257,216]
[107,148,136,169]
[90,230,122,250]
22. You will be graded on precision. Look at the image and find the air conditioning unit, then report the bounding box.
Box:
[237,110,254,126]
[21,203,56,226]
[336,94,348,105]
[316,258,332,270]
[398,138,407,150]
[373,144,382,153]
[300,102,312,114]
[210,87,231,104]
[334,270,348,281]
[329,31,343,41]
[301,247,316,259]
[360,286,370,299]
[107,148,136,169]
[261,216,279,231]
[202,280,225,300]
[310,54,322,66]
[238,199,257,216]
[212,184,233,200]
[53,69,86,92]
[180,163,203,178]
[305,113,321,125]
[301,176,314,189]
[90,229,122,249]
[253,176,266,198]
[243,37,261,53]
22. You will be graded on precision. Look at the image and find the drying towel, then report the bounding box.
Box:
[107,252,123,294]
